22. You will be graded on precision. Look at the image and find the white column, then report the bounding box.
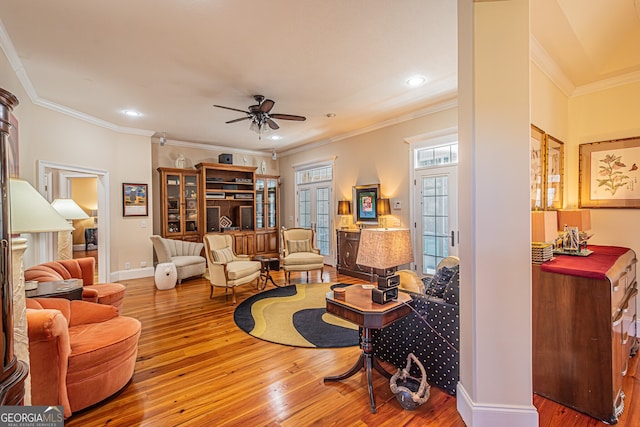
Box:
[457,1,537,425]
[11,237,31,405]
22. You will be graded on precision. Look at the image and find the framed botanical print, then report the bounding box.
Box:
[579,136,640,208]
[531,125,564,210]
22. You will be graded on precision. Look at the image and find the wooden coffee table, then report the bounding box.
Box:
[323,284,411,413]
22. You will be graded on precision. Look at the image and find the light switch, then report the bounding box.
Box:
[140,220,147,228]
[393,201,402,210]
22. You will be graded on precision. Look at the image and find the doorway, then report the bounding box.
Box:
[37,160,110,282]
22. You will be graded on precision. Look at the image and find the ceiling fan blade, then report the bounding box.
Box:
[260,99,275,113]
[214,105,250,114]
[270,113,306,121]
[266,118,279,130]
[226,116,251,124]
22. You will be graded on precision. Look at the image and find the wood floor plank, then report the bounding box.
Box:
[62,266,639,426]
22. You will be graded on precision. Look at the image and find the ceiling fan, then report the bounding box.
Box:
[214,95,306,138]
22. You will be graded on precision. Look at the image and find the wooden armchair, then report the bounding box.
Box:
[203,233,261,304]
[281,228,324,284]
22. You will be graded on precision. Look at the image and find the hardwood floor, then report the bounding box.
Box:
[63,267,640,426]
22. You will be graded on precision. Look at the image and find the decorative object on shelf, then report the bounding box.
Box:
[122,183,148,216]
[337,200,352,229]
[175,153,185,169]
[555,209,593,256]
[579,136,640,208]
[219,215,232,229]
[353,183,381,225]
[531,243,553,264]
[355,228,413,304]
[260,159,266,174]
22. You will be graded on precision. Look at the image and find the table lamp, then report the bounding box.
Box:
[531,210,558,243]
[355,228,414,304]
[376,198,391,228]
[337,200,351,229]
[51,198,89,259]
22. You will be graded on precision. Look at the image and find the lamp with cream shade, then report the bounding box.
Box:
[355,228,414,303]
[51,198,89,260]
[337,200,352,229]
[10,179,73,234]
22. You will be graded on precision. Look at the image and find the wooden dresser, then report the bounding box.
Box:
[336,230,375,281]
[532,245,638,424]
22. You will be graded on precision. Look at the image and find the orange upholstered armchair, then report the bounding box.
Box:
[26,298,141,418]
[25,257,126,311]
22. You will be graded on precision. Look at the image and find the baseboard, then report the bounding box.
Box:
[457,383,539,427]
[110,266,154,282]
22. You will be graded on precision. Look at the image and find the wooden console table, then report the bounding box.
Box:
[323,285,411,413]
[336,230,375,281]
[533,245,637,424]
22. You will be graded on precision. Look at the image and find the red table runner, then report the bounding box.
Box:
[540,245,630,280]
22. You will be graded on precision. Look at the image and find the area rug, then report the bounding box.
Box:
[233,283,359,348]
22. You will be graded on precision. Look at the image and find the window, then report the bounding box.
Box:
[415,143,458,168]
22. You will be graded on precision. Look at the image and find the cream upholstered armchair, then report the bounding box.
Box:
[203,233,261,304]
[281,228,324,284]
[150,235,206,283]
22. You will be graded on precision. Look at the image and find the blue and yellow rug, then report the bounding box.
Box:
[233,283,359,348]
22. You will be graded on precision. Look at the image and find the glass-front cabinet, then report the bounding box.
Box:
[158,167,200,241]
[255,175,279,256]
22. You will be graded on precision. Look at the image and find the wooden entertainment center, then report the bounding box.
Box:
[157,163,279,257]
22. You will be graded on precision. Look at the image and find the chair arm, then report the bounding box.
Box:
[207,261,229,285]
[26,308,72,418]
[82,287,99,303]
[235,254,250,260]
[68,300,119,326]
[311,248,320,255]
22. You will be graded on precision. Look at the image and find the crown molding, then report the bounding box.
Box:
[530,36,575,97]
[153,136,268,156]
[572,70,640,97]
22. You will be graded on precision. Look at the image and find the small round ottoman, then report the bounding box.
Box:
[154,262,178,290]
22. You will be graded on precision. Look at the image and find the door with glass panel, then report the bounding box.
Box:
[296,183,334,265]
[413,140,458,276]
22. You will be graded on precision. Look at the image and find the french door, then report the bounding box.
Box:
[414,165,458,275]
[297,182,334,265]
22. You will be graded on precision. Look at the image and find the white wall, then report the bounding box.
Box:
[0,47,154,276]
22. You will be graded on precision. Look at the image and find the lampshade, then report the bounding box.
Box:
[51,198,90,220]
[557,209,591,232]
[337,200,351,215]
[9,178,73,233]
[531,210,558,243]
[377,198,391,216]
[355,228,414,270]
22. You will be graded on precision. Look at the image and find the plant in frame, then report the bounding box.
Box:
[597,154,629,195]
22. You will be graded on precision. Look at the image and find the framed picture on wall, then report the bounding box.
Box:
[579,137,640,208]
[123,183,148,216]
[353,184,380,225]
[531,124,564,210]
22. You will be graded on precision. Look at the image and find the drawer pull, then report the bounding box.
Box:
[622,331,629,345]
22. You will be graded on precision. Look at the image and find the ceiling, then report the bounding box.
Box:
[0,0,638,154]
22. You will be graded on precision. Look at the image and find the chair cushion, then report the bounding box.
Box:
[212,247,235,263]
[423,265,457,298]
[283,252,324,266]
[226,260,261,280]
[171,255,206,268]
[287,239,311,254]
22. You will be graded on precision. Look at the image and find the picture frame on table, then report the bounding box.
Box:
[579,136,640,208]
[123,183,148,216]
[353,183,380,225]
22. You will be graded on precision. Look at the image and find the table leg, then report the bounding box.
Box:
[324,327,380,413]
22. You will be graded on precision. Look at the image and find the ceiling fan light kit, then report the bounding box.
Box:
[214,95,306,139]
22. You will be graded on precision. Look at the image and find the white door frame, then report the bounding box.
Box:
[37,160,110,282]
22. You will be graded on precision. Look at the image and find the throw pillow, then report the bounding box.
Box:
[423,265,457,298]
[442,269,460,305]
[287,239,311,254]
[212,246,234,263]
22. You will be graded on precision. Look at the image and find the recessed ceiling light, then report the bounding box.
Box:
[405,75,426,87]
[268,135,282,140]
[122,110,142,117]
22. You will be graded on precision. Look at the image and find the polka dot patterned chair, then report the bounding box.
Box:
[373,257,460,396]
